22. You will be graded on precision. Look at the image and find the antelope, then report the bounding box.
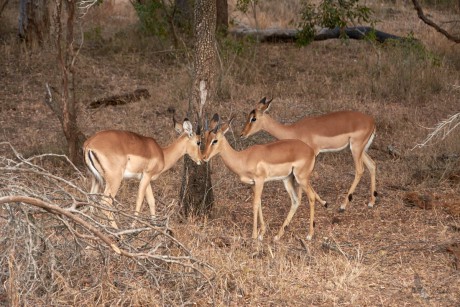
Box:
[83,118,202,229]
[203,114,320,241]
[240,97,377,212]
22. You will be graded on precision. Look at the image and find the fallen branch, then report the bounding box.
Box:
[0,142,215,305]
[88,88,151,109]
[229,26,406,43]
[0,195,122,254]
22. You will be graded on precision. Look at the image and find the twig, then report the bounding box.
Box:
[412,113,460,149]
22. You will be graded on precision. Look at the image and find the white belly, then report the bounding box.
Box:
[123,170,142,180]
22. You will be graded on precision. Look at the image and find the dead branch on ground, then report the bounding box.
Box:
[0,142,215,305]
[88,88,151,109]
[229,26,405,43]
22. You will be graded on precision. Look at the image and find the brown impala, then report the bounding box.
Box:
[83,117,202,229]
[241,97,377,212]
[203,114,324,241]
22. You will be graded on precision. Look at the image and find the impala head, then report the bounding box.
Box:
[240,97,273,139]
[174,117,203,165]
[203,113,234,162]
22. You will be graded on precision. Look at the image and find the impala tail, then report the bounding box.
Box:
[85,149,104,187]
[365,129,376,152]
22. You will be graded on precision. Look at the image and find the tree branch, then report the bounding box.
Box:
[412,0,460,43]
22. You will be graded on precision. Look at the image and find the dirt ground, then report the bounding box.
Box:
[1,0,459,305]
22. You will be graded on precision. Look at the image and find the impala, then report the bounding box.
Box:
[203,114,320,241]
[83,118,202,229]
[241,97,377,212]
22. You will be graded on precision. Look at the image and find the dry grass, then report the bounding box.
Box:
[1,0,459,305]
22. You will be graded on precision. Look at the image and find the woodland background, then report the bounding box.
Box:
[0,0,459,305]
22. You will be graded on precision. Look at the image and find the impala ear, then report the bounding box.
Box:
[182,118,194,137]
[256,97,272,113]
[221,116,235,135]
[210,113,220,132]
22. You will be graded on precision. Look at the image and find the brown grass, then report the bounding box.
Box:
[1,0,459,305]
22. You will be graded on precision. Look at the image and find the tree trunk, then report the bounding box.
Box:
[216,0,228,34]
[180,0,217,216]
[174,0,193,29]
[18,0,50,47]
[51,0,82,164]
[0,0,9,17]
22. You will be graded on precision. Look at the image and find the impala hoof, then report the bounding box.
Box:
[368,202,374,208]
[338,207,346,213]
[306,234,312,241]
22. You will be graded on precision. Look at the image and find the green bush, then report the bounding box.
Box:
[132,0,169,38]
[297,0,374,45]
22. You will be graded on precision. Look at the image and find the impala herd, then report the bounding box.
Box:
[83,97,377,241]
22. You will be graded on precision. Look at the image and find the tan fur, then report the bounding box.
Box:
[83,120,202,229]
[241,98,377,210]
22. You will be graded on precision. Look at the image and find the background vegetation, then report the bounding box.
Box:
[0,0,459,305]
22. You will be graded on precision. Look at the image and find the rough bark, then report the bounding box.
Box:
[180,0,217,217]
[0,0,9,17]
[18,0,50,47]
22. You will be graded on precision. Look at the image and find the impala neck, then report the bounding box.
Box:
[218,137,246,176]
[161,135,187,173]
[262,115,295,139]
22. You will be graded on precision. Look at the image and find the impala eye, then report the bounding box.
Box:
[197,141,201,146]
[250,117,257,122]
[212,139,218,145]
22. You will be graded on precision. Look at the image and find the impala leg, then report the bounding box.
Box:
[303,183,316,240]
[134,175,152,217]
[258,200,266,240]
[340,148,365,212]
[89,176,100,214]
[314,191,328,207]
[363,152,377,207]
[274,176,300,241]
[102,175,122,229]
[145,183,156,218]
[252,182,264,241]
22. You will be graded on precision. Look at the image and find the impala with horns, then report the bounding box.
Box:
[83,117,202,229]
[203,114,323,241]
[240,97,377,212]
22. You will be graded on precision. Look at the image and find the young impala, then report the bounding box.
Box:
[240,97,377,212]
[83,118,202,229]
[203,114,320,241]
